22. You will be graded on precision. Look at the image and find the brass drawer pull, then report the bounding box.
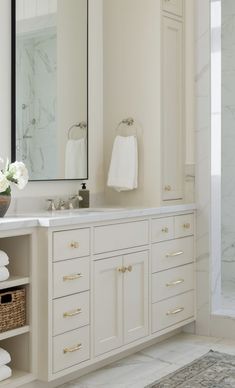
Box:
[63,308,82,318]
[166,307,184,316]
[166,279,184,287]
[70,241,80,249]
[63,343,82,354]
[166,251,184,258]
[63,273,83,281]
[183,223,191,229]
[161,227,169,233]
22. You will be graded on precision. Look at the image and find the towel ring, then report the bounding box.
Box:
[116,117,139,137]
[68,122,87,140]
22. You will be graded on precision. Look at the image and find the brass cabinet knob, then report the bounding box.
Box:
[164,185,172,192]
[161,227,169,233]
[70,241,79,249]
[127,265,133,273]
[183,223,190,229]
[117,267,126,274]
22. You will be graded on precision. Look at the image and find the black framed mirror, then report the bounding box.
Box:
[11,0,88,181]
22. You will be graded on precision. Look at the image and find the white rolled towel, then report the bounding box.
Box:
[0,267,9,282]
[0,365,12,382]
[0,348,11,367]
[0,251,9,267]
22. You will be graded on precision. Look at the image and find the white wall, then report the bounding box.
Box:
[0,0,104,203]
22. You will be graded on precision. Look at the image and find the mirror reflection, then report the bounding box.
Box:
[14,0,88,181]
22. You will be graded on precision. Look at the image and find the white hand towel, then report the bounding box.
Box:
[0,348,11,367]
[0,365,12,382]
[0,267,9,282]
[107,135,138,192]
[0,251,9,267]
[65,138,87,179]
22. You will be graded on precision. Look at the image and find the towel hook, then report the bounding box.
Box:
[68,122,87,140]
[116,117,139,137]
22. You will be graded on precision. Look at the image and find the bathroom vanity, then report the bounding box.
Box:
[0,204,195,386]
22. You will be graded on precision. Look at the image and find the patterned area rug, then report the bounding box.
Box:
[146,350,235,388]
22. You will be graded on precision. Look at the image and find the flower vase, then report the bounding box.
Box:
[0,195,11,217]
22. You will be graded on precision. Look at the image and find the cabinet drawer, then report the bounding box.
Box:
[53,228,90,262]
[151,218,174,243]
[152,263,194,303]
[53,292,90,336]
[162,0,183,17]
[53,258,89,298]
[94,221,149,254]
[152,291,194,333]
[175,214,194,238]
[152,236,194,272]
[53,326,90,373]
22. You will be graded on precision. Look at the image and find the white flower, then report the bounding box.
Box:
[0,172,10,194]
[8,161,29,190]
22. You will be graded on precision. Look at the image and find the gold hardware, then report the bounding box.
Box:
[70,241,80,249]
[127,265,133,273]
[164,185,171,192]
[166,279,184,287]
[63,343,82,354]
[166,251,184,258]
[118,267,126,273]
[63,273,83,281]
[162,227,169,233]
[183,223,190,229]
[166,307,184,316]
[63,308,82,318]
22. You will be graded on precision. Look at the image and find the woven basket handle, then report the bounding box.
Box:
[0,293,13,305]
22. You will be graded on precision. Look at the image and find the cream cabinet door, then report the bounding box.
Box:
[123,251,149,344]
[94,257,123,356]
[162,17,184,201]
[162,0,183,17]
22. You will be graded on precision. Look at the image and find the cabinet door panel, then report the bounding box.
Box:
[123,251,149,344]
[94,257,123,356]
[162,17,184,201]
[162,0,183,17]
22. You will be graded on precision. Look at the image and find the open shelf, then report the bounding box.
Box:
[0,326,30,342]
[0,370,34,387]
[0,277,30,291]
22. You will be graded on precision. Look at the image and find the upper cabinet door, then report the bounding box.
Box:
[123,251,149,344]
[162,17,184,201]
[162,0,183,17]
[94,256,123,356]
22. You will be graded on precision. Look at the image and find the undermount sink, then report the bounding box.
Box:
[14,207,125,218]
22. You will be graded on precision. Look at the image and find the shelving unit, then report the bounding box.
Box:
[0,229,37,387]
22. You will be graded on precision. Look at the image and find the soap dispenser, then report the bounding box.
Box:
[79,183,90,208]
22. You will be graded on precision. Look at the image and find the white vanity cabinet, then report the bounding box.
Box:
[36,209,195,384]
[94,250,149,356]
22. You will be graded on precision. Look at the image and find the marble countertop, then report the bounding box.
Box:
[0,204,196,231]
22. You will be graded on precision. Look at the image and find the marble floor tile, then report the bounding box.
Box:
[58,333,230,388]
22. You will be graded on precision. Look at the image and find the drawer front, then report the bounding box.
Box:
[53,326,90,373]
[152,236,194,272]
[175,214,194,238]
[53,258,89,298]
[53,292,90,336]
[151,218,174,243]
[94,221,149,254]
[152,263,194,303]
[53,228,90,262]
[152,291,194,333]
[162,0,183,17]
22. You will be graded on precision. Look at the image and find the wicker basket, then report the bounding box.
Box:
[0,288,26,333]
